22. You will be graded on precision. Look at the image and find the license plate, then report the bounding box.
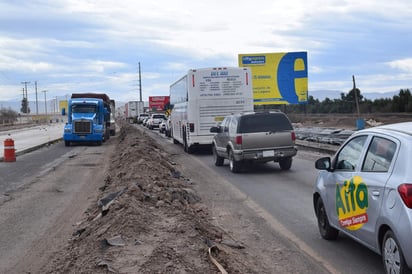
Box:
[263,150,275,157]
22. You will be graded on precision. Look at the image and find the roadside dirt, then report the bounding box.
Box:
[2,113,409,273]
[39,121,329,274]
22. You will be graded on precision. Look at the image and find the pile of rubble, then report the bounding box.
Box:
[41,123,259,273]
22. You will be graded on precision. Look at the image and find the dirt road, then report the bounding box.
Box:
[2,122,330,273]
[0,142,115,273]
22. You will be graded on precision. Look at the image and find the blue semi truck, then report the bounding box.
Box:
[63,93,112,146]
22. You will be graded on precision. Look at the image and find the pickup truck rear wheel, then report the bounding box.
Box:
[279,157,292,170]
[229,150,241,173]
[212,145,224,166]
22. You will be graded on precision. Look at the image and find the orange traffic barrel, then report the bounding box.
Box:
[4,138,16,162]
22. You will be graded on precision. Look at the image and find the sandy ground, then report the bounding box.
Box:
[38,121,330,274]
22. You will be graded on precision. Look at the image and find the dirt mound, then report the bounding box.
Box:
[289,113,412,129]
[41,123,259,273]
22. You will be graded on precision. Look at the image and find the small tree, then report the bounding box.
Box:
[0,107,18,124]
[20,97,30,113]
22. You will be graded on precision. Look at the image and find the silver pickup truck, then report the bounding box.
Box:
[210,111,298,173]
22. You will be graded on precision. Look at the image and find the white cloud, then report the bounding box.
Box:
[386,58,412,73]
[1,0,412,104]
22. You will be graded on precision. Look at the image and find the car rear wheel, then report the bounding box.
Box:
[316,198,339,240]
[229,149,241,173]
[279,157,292,170]
[212,145,224,166]
[382,230,409,274]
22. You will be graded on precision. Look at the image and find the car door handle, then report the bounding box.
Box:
[372,191,380,197]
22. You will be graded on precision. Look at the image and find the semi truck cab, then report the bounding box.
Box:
[63,95,110,146]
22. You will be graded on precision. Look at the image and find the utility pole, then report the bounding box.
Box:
[21,81,30,99]
[42,90,48,115]
[352,75,360,117]
[35,81,39,115]
[138,62,142,102]
[21,81,30,113]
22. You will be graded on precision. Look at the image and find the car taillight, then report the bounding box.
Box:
[291,132,296,142]
[189,123,194,132]
[235,135,242,145]
[398,184,412,208]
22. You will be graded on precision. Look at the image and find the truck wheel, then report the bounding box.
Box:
[229,149,241,173]
[279,157,292,170]
[316,198,339,240]
[212,145,224,166]
[64,141,70,147]
[183,131,192,154]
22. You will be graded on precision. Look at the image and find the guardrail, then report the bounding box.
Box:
[296,140,338,155]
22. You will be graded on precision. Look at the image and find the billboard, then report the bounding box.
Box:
[238,52,308,105]
[149,96,170,111]
[59,100,68,114]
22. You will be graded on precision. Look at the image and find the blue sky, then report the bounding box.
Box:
[0,0,411,105]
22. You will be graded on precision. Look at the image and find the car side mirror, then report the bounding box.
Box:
[210,126,219,133]
[315,157,332,171]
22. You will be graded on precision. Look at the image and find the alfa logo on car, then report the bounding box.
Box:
[336,176,369,230]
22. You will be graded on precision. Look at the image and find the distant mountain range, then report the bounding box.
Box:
[0,90,403,113]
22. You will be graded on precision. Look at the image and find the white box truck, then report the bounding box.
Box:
[126,101,144,123]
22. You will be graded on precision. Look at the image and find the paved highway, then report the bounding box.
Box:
[148,127,384,274]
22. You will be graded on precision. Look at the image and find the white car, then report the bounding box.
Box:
[137,113,149,124]
[313,122,412,273]
[159,119,167,133]
[147,113,166,130]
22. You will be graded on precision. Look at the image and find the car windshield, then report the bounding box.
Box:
[153,115,165,119]
[238,113,293,133]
